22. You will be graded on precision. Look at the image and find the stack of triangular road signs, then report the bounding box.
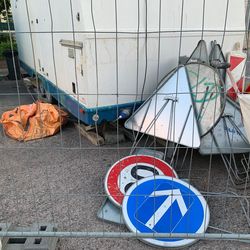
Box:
[123,40,250,188]
[198,41,250,154]
[124,66,201,148]
[196,40,250,155]
[124,40,250,155]
[125,60,224,148]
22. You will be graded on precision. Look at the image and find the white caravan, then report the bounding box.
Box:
[11,0,247,125]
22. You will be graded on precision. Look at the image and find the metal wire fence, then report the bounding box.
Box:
[0,0,250,249]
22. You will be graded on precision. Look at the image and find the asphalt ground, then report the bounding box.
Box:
[0,78,249,249]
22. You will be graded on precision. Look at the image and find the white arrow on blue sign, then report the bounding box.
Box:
[122,176,210,248]
[146,189,188,230]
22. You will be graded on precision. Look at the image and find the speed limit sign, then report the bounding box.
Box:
[104,155,178,207]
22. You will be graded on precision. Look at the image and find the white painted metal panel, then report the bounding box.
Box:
[199,99,250,154]
[11,0,246,110]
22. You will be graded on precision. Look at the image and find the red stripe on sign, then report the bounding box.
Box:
[227,87,237,101]
[236,78,244,92]
[229,56,245,71]
[226,77,244,101]
[246,84,250,93]
[105,155,177,206]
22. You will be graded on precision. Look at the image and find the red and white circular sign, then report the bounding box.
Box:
[105,155,178,207]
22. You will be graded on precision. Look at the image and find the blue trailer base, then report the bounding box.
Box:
[20,61,142,125]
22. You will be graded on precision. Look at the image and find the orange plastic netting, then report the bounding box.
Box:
[0,102,68,141]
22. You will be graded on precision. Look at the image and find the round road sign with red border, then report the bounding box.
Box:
[105,155,178,207]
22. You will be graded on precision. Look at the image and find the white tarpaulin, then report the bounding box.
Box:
[238,94,250,143]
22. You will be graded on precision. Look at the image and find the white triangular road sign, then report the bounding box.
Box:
[125,66,200,148]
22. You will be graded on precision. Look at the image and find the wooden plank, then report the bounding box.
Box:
[75,123,104,146]
[23,78,38,88]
